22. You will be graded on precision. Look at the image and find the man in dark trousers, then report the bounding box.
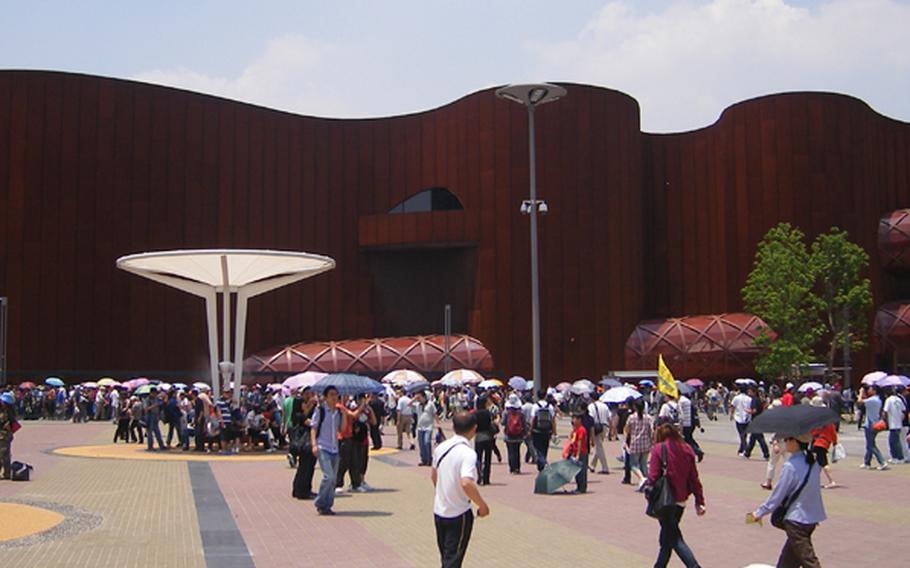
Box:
[431,412,490,568]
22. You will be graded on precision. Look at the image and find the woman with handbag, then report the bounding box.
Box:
[750,432,826,568]
[646,416,706,568]
[473,396,495,486]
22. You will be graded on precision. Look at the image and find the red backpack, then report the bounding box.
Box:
[505,408,526,438]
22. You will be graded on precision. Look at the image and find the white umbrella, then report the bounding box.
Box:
[734,378,757,386]
[441,369,483,385]
[571,379,595,395]
[861,371,887,386]
[478,379,502,390]
[798,382,824,393]
[193,382,211,391]
[382,369,426,386]
[600,386,642,403]
[283,371,327,392]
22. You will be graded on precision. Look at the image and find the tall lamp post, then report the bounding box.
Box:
[495,83,566,394]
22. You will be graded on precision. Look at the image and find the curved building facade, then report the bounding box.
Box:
[0,70,909,382]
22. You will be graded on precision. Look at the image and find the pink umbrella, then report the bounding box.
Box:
[685,378,705,388]
[283,371,327,392]
[876,375,904,388]
[861,371,887,386]
[555,381,572,392]
[124,378,150,390]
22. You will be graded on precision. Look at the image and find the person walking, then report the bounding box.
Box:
[810,416,838,489]
[473,396,495,486]
[625,398,654,491]
[883,387,909,463]
[750,433,826,567]
[646,417,706,568]
[144,387,166,451]
[679,393,704,462]
[744,387,770,460]
[501,394,528,474]
[397,391,415,450]
[0,392,17,480]
[521,393,537,465]
[731,387,753,456]
[431,411,490,568]
[530,390,556,471]
[416,391,441,466]
[564,412,589,493]
[858,385,889,470]
[292,387,318,499]
[588,396,611,474]
[311,386,342,515]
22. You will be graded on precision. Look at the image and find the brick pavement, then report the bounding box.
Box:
[2,418,908,567]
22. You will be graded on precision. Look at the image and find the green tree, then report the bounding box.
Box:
[742,223,822,379]
[810,227,872,377]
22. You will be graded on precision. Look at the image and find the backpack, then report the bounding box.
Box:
[505,409,526,438]
[666,402,679,424]
[533,403,553,434]
[11,461,33,481]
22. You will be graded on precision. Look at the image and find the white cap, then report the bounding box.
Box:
[785,382,794,390]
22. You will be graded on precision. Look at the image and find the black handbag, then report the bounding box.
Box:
[771,461,813,529]
[645,443,675,518]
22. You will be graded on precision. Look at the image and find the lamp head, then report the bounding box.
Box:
[538,201,548,214]
[495,83,567,107]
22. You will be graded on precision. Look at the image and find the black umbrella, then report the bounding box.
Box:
[746,405,838,437]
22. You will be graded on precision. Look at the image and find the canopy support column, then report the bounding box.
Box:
[205,291,221,400]
[232,291,249,408]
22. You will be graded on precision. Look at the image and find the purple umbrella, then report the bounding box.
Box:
[876,375,904,388]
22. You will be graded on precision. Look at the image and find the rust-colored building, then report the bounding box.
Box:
[1,70,910,382]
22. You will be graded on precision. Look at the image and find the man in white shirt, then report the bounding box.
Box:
[397,393,414,450]
[884,388,909,463]
[520,395,537,464]
[678,394,704,462]
[587,398,611,474]
[730,388,754,456]
[432,412,489,568]
[530,390,557,471]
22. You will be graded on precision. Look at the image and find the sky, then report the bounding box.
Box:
[1,0,908,132]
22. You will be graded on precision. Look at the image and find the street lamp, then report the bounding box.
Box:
[495,83,566,394]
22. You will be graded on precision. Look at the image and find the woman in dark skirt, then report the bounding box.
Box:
[292,387,318,499]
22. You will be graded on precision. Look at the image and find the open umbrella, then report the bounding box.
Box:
[898,376,910,387]
[600,386,642,404]
[45,377,65,387]
[861,371,887,386]
[192,381,211,391]
[600,378,622,388]
[283,372,327,392]
[734,378,757,387]
[639,379,655,387]
[508,376,530,391]
[798,381,824,393]
[440,369,483,386]
[18,381,36,390]
[555,382,572,392]
[675,381,695,396]
[571,380,595,395]
[404,381,431,395]
[158,382,173,391]
[534,459,583,494]
[135,384,153,396]
[97,377,118,387]
[478,379,502,390]
[313,373,384,397]
[173,382,188,390]
[382,369,426,386]
[433,375,463,388]
[685,378,704,388]
[746,405,839,437]
[875,375,904,388]
[82,381,98,389]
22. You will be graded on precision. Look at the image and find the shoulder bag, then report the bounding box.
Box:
[645,443,675,518]
[771,461,813,529]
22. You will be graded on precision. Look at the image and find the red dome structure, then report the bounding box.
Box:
[244,334,493,376]
[875,302,910,351]
[878,209,910,272]
[624,313,773,379]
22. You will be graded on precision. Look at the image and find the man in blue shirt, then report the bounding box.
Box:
[311,386,342,515]
[859,385,889,470]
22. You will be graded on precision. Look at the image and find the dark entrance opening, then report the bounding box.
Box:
[368,247,477,338]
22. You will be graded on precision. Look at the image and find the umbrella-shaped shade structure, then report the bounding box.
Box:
[571,379,595,395]
[382,369,426,386]
[798,381,824,393]
[685,378,704,388]
[97,377,118,387]
[675,381,695,396]
[45,377,64,387]
[555,382,572,392]
[313,373,384,398]
[478,379,503,390]
[600,378,622,388]
[117,249,335,407]
[441,369,483,386]
[746,405,839,437]
[600,386,642,404]
[876,375,904,388]
[861,371,887,386]
[508,376,530,391]
[404,381,431,395]
[18,381,36,390]
[534,459,583,494]
[283,371,328,392]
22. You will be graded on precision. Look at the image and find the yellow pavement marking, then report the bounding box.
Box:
[0,503,64,542]
[53,443,398,462]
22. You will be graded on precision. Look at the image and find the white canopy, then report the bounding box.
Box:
[117,249,335,404]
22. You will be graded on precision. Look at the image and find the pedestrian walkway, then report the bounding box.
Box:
[0,420,907,567]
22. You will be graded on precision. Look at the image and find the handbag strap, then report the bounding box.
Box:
[783,457,814,509]
[660,442,668,476]
[434,441,469,469]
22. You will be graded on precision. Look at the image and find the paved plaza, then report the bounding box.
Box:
[0,418,907,567]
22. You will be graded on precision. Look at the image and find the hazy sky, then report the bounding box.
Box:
[2,0,908,132]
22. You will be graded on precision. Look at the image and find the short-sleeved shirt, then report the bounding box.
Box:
[884,395,906,430]
[397,395,414,416]
[432,435,477,518]
[863,395,883,428]
[588,401,610,426]
[417,401,437,431]
[626,413,653,455]
[312,404,341,454]
[678,396,693,428]
[731,393,753,424]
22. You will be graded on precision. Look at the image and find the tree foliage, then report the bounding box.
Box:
[809,227,873,373]
[742,223,823,379]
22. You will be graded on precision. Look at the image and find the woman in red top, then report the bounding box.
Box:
[647,417,706,568]
[810,421,838,489]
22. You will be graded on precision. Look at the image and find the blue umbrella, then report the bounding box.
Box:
[45,377,64,387]
[599,378,622,388]
[508,376,529,391]
[313,373,384,397]
[404,380,431,395]
[675,381,696,396]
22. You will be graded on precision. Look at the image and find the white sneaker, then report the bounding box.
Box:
[859,464,870,469]
[878,463,891,471]
[335,487,345,495]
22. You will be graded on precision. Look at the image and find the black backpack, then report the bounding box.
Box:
[533,403,553,434]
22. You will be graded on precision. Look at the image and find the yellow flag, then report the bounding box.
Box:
[657,354,679,399]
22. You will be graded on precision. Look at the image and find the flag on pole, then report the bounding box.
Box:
[657,354,679,399]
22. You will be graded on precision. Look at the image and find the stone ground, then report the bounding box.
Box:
[0,416,907,567]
